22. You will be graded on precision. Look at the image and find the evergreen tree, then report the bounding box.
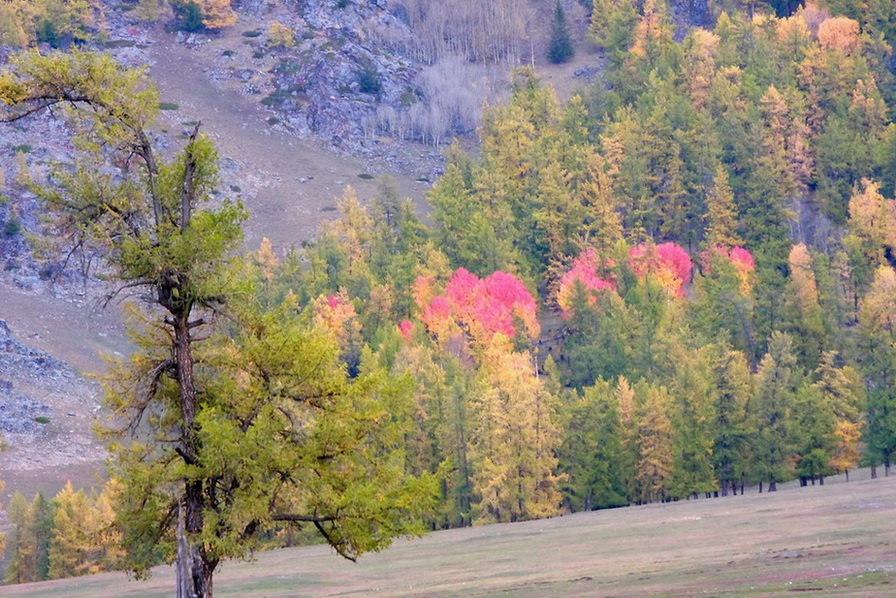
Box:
[558,379,628,511]
[547,1,575,64]
[750,332,802,491]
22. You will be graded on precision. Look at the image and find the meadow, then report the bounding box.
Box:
[3,470,893,597]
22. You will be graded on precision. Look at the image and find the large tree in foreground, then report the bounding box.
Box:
[1,50,433,598]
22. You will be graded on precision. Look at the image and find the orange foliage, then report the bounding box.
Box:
[200,0,237,30]
[817,17,860,52]
[788,243,820,312]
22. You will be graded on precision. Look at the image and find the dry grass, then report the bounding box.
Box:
[3,471,894,597]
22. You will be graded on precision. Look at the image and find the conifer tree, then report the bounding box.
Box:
[858,266,896,477]
[703,163,742,249]
[751,332,802,491]
[48,482,92,579]
[4,492,37,584]
[558,379,628,511]
[547,1,575,64]
[635,383,674,503]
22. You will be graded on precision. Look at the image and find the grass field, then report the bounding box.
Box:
[2,471,894,597]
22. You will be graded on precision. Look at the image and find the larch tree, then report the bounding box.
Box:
[48,482,92,580]
[635,382,674,504]
[1,50,433,598]
[4,492,37,584]
[858,266,896,477]
[469,342,563,523]
[703,163,742,249]
[710,346,753,496]
[751,332,802,492]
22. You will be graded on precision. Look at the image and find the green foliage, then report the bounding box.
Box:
[547,2,575,64]
[174,0,204,32]
[356,63,382,96]
[2,49,434,597]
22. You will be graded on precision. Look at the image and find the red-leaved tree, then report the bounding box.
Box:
[555,248,617,318]
[628,242,693,297]
[416,268,540,344]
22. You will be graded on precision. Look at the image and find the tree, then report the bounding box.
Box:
[470,342,563,523]
[703,163,742,249]
[4,492,37,584]
[547,1,574,64]
[635,382,674,503]
[48,482,92,579]
[1,50,433,598]
[751,332,802,491]
[858,266,896,477]
[558,379,628,511]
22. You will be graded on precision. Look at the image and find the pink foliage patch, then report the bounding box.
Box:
[398,319,413,342]
[556,248,617,318]
[628,242,693,297]
[728,246,756,272]
[417,268,540,342]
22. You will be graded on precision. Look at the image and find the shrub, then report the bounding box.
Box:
[357,64,382,96]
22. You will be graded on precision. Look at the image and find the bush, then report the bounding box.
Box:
[357,64,382,96]
[176,0,204,32]
[3,218,21,238]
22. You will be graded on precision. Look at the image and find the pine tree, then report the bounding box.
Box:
[547,1,574,64]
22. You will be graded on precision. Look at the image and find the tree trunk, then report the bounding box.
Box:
[769,480,777,492]
[871,464,878,479]
[845,469,850,482]
[172,311,215,598]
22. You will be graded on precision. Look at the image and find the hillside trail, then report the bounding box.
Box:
[145,25,431,253]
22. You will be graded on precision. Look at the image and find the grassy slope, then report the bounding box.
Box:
[3,471,893,597]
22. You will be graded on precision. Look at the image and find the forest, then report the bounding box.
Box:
[1,0,896,593]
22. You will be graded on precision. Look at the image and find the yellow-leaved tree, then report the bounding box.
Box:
[470,339,563,524]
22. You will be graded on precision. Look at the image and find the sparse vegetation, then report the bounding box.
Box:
[356,63,382,96]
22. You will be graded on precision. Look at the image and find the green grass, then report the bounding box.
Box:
[158,102,179,111]
[3,473,894,597]
[33,416,51,424]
